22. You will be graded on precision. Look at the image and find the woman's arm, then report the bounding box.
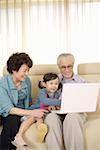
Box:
[0,78,47,118]
[9,107,47,118]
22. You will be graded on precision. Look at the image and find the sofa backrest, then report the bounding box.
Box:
[78,63,100,83]
[77,63,100,115]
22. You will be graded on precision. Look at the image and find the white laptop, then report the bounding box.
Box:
[52,83,100,114]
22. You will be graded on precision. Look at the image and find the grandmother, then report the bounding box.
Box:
[0,52,46,150]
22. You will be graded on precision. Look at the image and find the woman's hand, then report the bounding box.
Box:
[30,109,48,118]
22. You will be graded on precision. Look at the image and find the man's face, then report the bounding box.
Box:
[58,56,74,80]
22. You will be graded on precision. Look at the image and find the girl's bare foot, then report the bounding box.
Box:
[12,134,28,147]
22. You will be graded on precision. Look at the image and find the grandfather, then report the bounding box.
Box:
[45,53,86,150]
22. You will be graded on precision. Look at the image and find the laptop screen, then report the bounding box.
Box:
[60,83,100,113]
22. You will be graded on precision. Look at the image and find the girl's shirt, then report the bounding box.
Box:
[37,88,61,110]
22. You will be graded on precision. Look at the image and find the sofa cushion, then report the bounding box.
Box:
[24,123,47,150]
[84,118,100,150]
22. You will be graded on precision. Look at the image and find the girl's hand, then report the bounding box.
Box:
[48,106,56,111]
[56,106,60,110]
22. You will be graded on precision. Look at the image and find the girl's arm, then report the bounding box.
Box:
[38,89,61,106]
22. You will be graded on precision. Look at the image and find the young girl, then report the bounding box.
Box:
[12,72,62,147]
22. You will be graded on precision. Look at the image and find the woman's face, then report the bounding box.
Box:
[12,64,30,82]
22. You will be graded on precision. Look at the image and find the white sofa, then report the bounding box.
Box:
[2,63,100,150]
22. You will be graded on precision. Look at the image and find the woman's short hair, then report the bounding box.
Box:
[7,52,33,74]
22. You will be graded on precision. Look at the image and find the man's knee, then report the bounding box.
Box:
[63,113,84,129]
[44,113,60,125]
[64,113,80,125]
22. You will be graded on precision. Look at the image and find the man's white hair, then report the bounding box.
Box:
[57,53,75,66]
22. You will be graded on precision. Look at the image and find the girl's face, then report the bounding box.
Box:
[12,64,30,82]
[44,78,59,94]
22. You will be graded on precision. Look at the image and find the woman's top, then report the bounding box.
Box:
[0,74,32,117]
[17,89,27,109]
